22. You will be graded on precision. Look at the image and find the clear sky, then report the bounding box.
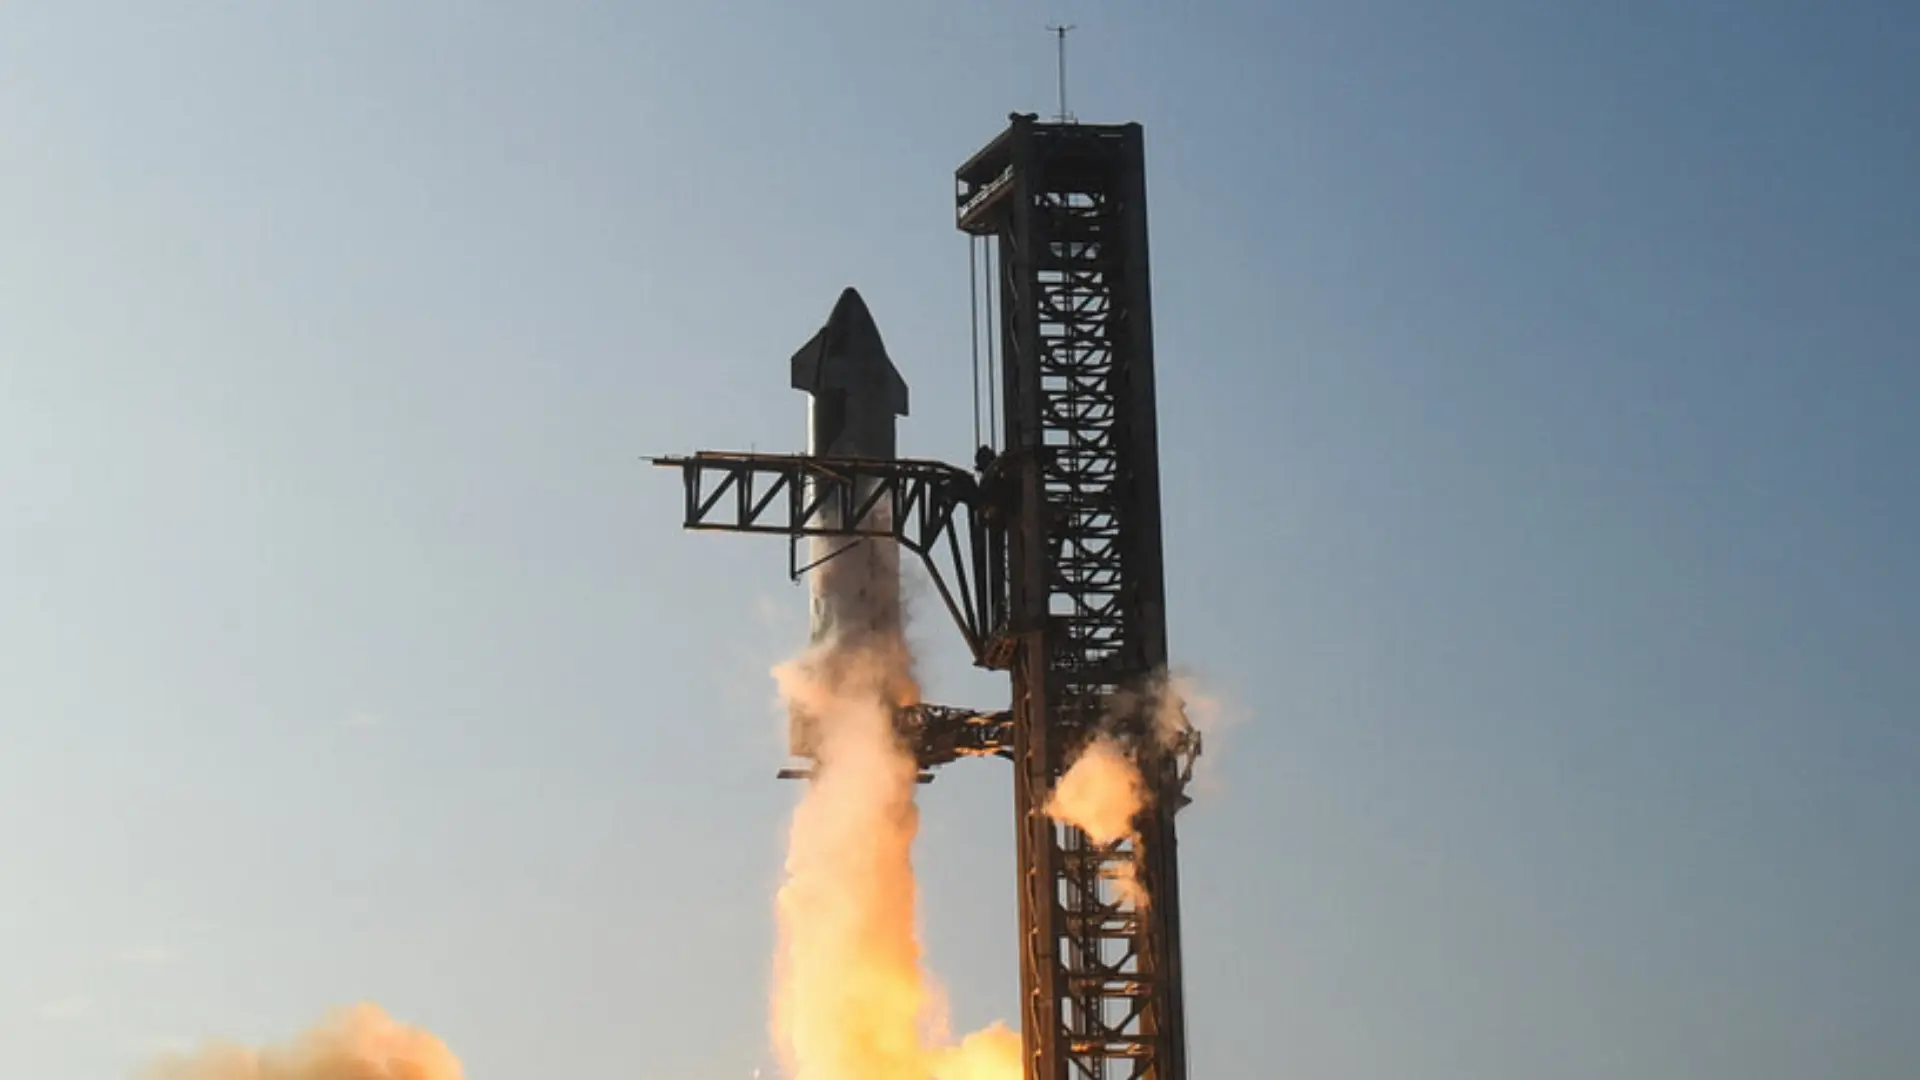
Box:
[3,1,1916,1077]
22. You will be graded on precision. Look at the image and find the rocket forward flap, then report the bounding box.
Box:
[790,287,910,417]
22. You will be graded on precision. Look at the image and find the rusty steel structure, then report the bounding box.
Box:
[654,113,1196,1080]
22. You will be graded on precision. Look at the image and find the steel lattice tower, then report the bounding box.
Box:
[958,114,1188,1080]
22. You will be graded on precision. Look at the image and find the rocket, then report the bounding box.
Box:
[787,287,913,759]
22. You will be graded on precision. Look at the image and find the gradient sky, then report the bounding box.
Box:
[3,2,1917,1077]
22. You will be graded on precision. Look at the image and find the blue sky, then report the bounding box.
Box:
[2,1,1916,1077]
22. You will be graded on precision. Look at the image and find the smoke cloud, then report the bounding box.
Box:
[1044,736,1145,846]
[140,1005,461,1080]
[1153,671,1234,800]
[1040,670,1222,912]
[769,640,1020,1080]
[928,1023,1022,1080]
[1045,734,1152,909]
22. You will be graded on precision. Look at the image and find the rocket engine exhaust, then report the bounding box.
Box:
[770,644,1020,1080]
[770,289,1020,1080]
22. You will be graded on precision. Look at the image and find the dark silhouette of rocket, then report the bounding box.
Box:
[791,287,910,459]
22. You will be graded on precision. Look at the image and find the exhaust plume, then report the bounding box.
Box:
[141,1004,461,1080]
[770,640,1020,1080]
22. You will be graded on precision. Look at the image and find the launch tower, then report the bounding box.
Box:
[957,113,1190,1080]
[655,113,1196,1080]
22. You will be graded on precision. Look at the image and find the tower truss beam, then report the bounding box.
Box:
[651,451,1011,668]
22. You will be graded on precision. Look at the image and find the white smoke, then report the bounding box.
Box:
[1045,735,1146,846]
[1040,669,1224,912]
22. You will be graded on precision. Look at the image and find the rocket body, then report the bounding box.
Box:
[788,288,912,758]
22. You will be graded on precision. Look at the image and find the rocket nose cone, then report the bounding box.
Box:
[826,287,878,344]
[792,286,910,417]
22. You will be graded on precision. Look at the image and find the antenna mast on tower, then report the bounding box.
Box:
[1047,24,1076,123]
